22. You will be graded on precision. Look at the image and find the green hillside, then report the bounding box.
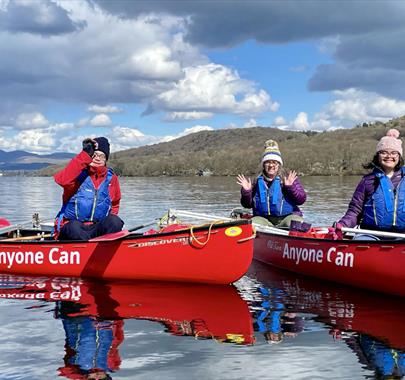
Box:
[39,116,405,176]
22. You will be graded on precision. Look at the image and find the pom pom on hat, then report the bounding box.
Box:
[94,137,110,160]
[376,128,403,156]
[261,139,283,165]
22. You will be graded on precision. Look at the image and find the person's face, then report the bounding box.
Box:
[378,150,400,172]
[263,160,280,178]
[90,151,107,167]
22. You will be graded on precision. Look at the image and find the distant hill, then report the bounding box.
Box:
[0,150,74,172]
[38,115,405,177]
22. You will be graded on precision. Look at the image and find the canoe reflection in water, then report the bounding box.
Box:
[0,275,255,379]
[248,260,405,378]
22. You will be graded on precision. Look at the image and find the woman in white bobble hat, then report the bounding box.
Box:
[236,139,307,227]
[338,128,405,236]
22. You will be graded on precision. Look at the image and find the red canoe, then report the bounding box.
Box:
[248,260,405,351]
[0,274,255,345]
[0,220,253,284]
[254,226,405,297]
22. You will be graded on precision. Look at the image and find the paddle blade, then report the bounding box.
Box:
[89,230,129,242]
[0,218,11,228]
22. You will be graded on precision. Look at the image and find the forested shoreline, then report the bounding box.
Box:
[36,116,405,177]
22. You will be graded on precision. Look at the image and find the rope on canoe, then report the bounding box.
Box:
[189,220,225,247]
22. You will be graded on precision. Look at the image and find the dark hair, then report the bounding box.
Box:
[363,153,404,171]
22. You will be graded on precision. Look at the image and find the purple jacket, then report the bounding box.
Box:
[339,170,403,227]
[241,176,306,216]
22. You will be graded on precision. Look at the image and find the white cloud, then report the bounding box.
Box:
[125,45,182,80]
[243,118,257,128]
[0,129,56,153]
[154,64,277,116]
[88,105,122,113]
[165,111,213,121]
[15,112,49,130]
[274,116,286,126]
[237,90,279,114]
[90,113,112,127]
[311,88,405,130]
[109,126,158,151]
[291,112,310,130]
[162,125,213,142]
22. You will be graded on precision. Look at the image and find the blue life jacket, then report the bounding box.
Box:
[362,167,405,230]
[254,175,294,217]
[59,169,113,224]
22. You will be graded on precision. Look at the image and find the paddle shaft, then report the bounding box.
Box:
[171,209,289,236]
[2,233,52,242]
[128,220,157,233]
[342,227,405,239]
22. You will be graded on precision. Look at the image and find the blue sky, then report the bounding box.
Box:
[1,0,405,154]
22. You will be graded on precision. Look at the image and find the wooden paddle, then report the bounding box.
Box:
[341,227,405,240]
[2,233,52,242]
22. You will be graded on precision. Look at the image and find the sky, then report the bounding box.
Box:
[1,0,405,154]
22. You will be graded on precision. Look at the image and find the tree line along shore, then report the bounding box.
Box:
[36,116,405,177]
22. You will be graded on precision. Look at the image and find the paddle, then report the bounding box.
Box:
[2,233,52,242]
[171,209,289,236]
[89,220,158,242]
[341,227,405,240]
[0,218,11,229]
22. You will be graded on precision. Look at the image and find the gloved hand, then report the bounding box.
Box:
[82,138,96,157]
[328,222,343,240]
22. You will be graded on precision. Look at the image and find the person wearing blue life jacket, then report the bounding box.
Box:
[54,137,124,240]
[237,139,307,227]
[338,129,405,239]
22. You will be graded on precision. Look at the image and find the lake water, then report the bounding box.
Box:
[0,175,404,380]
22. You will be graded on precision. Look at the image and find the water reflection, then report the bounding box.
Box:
[1,175,403,379]
[0,275,254,378]
[246,260,405,378]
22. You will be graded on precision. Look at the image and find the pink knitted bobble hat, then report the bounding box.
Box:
[376,128,403,156]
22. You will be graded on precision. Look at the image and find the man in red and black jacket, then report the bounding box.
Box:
[54,137,124,240]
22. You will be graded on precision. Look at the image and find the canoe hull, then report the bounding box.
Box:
[0,220,254,284]
[254,230,405,297]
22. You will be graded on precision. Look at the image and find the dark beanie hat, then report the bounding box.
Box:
[94,137,110,160]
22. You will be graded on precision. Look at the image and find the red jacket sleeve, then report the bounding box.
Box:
[54,151,92,204]
[109,174,121,215]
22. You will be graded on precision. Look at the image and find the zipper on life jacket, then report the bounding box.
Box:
[266,192,271,215]
[280,198,284,215]
[373,202,378,226]
[90,189,98,222]
[75,199,79,220]
[393,188,398,226]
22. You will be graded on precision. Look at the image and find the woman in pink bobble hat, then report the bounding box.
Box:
[338,128,405,238]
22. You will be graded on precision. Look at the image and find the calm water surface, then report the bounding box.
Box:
[0,176,404,380]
